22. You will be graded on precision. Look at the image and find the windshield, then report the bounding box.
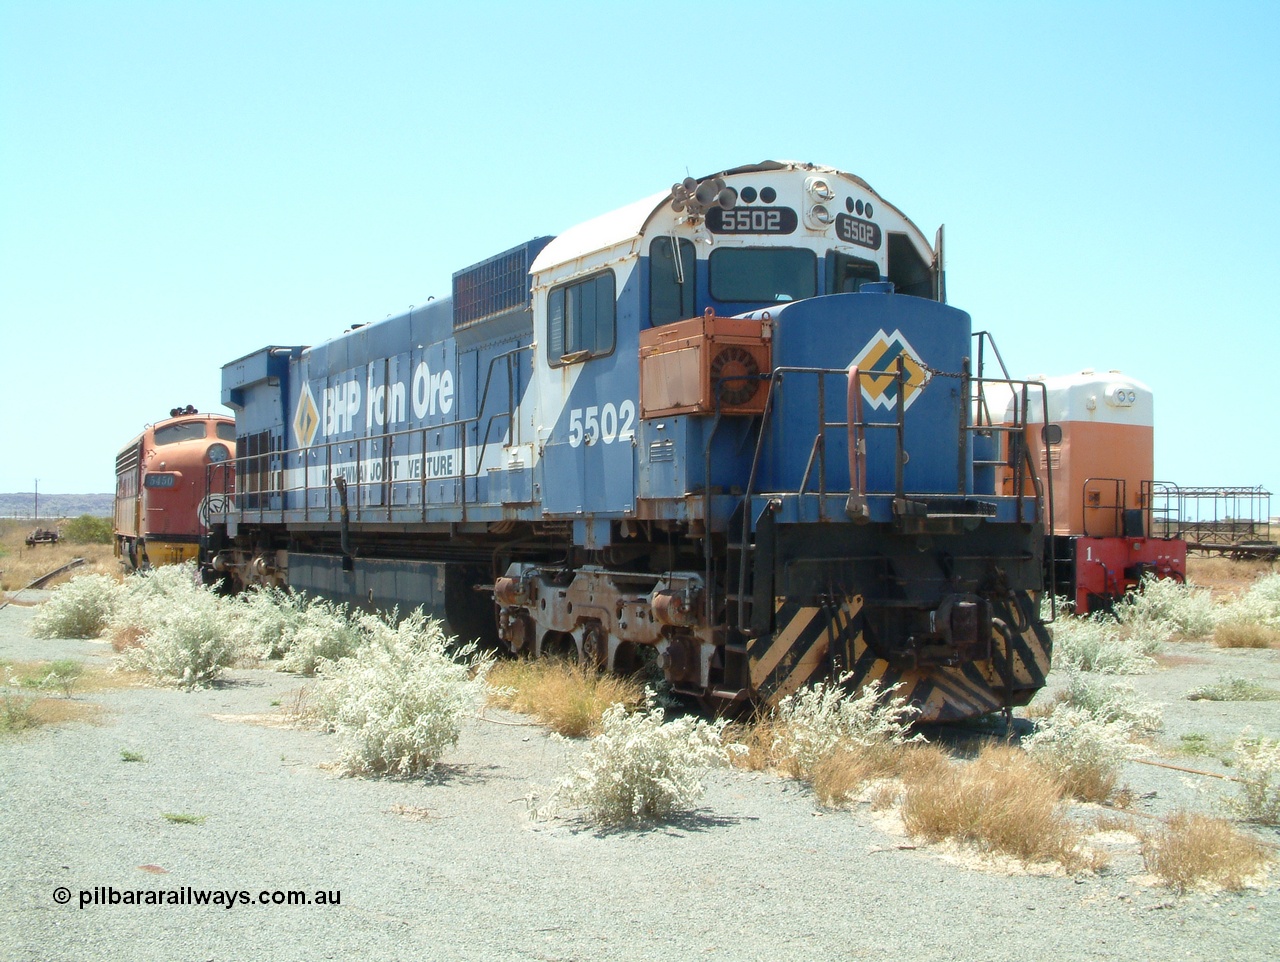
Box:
[709,247,816,303]
[154,421,207,445]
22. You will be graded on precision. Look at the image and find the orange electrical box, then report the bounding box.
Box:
[639,310,772,418]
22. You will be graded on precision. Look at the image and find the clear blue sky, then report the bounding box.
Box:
[2,0,1277,503]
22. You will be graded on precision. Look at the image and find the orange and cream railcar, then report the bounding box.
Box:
[114,408,236,571]
[1001,371,1185,613]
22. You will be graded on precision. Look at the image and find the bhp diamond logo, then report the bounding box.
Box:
[851,329,930,411]
[293,382,320,448]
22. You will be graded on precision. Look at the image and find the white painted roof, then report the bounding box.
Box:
[995,370,1154,427]
[530,190,669,276]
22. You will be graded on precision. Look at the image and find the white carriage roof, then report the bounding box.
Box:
[529,160,879,276]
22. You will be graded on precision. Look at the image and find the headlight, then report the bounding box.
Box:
[207,443,230,463]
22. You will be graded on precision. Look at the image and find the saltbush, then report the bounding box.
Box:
[1064,673,1163,733]
[229,586,301,660]
[1023,704,1138,802]
[1229,730,1280,825]
[229,588,361,673]
[771,678,919,778]
[556,696,733,825]
[311,610,485,776]
[1187,676,1280,702]
[30,574,120,639]
[1214,574,1280,647]
[114,564,237,688]
[1223,573,1280,628]
[1050,614,1155,675]
[1117,576,1217,639]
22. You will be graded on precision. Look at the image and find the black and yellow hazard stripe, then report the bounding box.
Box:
[747,590,1052,723]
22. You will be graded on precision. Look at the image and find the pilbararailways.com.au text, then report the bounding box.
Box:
[54,886,341,910]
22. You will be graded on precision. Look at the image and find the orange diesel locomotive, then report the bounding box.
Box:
[1002,370,1186,613]
[113,407,236,570]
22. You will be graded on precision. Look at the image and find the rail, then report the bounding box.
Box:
[0,558,86,611]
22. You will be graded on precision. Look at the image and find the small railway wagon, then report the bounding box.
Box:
[207,160,1055,721]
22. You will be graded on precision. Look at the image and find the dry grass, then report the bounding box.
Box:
[3,659,148,694]
[1186,557,1276,598]
[812,741,949,807]
[1056,753,1119,803]
[900,744,1096,870]
[724,714,786,771]
[0,519,119,592]
[109,624,146,652]
[486,657,646,737]
[1,692,103,734]
[1213,621,1280,649]
[1141,811,1274,893]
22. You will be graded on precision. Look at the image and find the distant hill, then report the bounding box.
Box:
[0,493,113,518]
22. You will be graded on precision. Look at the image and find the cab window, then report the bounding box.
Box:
[547,270,616,365]
[829,252,882,293]
[649,236,696,324]
[709,248,816,303]
[154,421,207,445]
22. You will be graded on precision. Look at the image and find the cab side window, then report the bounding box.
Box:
[649,236,696,324]
[548,270,616,365]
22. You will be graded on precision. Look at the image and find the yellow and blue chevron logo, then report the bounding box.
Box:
[852,328,930,411]
[293,381,320,448]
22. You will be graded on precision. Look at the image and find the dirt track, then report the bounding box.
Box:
[2,602,1279,962]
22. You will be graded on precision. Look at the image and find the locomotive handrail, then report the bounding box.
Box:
[211,345,533,526]
[1142,480,1182,540]
[970,330,1013,431]
[733,363,909,631]
[1082,476,1126,539]
[728,363,1055,629]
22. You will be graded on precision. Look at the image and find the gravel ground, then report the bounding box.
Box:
[2,602,1279,962]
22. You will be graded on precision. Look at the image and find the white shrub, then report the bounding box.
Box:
[114,564,237,689]
[311,610,485,776]
[1064,672,1163,733]
[30,574,120,639]
[227,588,363,673]
[1050,614,1156,675]
[1229,729,1280,825]
[1221,573,1280,629]
[229,587,301,660]
[1118,576,1217,639]
[1023,704,1140,799]
[556,697,732,825]
[772,678,920,777]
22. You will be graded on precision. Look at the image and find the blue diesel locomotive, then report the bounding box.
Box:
[207,160,1052,722]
